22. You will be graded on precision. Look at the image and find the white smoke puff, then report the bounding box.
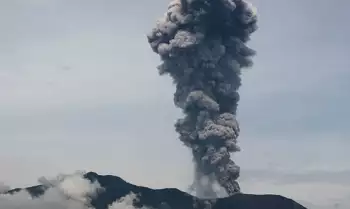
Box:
[0,182,10,193]
[0,172,101,209]
[108,192,150,209]
[189,174,228,199]
[57,173,102,204]
[38,172,80,187]
[0,188,92,209]
[189,174,215,198]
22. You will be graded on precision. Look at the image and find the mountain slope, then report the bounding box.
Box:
[4,172,307,209]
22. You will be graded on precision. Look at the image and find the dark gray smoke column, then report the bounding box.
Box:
[147,0,257,197]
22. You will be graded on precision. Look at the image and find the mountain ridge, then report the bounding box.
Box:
[3,171,307,209]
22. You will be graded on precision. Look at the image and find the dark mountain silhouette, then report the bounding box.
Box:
[4,172,307,209]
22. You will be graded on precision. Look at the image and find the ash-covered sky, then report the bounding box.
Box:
[1,0,349,208]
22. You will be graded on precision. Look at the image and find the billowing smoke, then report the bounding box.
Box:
[147,0,257,198]
[108,192,150,209]
[0,182,10,193]
[0,172,102,209]
[1,172,151,209]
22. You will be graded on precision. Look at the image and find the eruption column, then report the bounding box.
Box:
[147,0,257,197]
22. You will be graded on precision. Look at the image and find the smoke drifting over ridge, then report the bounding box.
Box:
[0,172,100,209]
[0,183,10,193]
[0,172,144,209]
[147,0,257,197]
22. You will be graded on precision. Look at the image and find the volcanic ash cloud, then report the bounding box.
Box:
[147,0,258,198]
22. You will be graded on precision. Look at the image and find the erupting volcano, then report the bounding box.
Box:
[147,0,257,198]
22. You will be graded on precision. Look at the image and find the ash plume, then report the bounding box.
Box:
[147,0,257,198]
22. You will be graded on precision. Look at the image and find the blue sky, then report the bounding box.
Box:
[0,0,349,208]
